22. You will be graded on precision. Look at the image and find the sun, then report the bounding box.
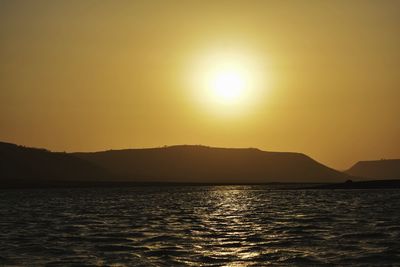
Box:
[202,56,257,109]
[188,49,265,114]
[210,67,247,104]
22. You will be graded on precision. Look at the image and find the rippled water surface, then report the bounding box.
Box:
[1,186,400,266]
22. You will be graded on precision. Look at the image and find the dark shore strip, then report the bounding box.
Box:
[0,181,319,190]
[1,179,399,190]
[308,179,400,189]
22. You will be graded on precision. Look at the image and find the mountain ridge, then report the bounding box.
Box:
[0,141,109,185]
[73,144,346,183]
[346,159,400,180]
[1,141,349,186]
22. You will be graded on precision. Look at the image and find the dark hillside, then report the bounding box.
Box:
[346,159,400,180]
[75,145,347,183]
[0,142,107,187]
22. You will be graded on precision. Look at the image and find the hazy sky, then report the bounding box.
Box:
[1,0,399,169]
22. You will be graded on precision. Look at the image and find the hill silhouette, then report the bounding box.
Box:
[1,141,349,187]
[346,159,400,180]
[74,145,347,183]
[0,141,107,187]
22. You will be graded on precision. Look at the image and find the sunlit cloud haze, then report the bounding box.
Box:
[1,0,399,169]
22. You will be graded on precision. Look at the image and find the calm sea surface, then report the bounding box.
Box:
[1,186,400,266]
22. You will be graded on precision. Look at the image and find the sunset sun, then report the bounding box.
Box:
[190,50,263,111]
[210,67,247,104]
[2,1,400,266]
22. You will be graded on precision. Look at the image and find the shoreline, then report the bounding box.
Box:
[1,180,399,190]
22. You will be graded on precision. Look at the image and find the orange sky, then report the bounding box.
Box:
[1,0,399,170]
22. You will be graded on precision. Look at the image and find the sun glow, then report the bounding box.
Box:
[189,49,265,115]
[210,67,248,104]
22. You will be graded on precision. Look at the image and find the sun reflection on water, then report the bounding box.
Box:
[2,187,398,266]
[192,187,267,265]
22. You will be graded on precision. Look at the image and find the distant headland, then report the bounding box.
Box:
[1,141,399,188]
[345,159,400,180]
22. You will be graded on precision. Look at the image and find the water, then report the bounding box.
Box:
[1,186,400,266]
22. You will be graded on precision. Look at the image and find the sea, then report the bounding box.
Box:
[1,186,400,266]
